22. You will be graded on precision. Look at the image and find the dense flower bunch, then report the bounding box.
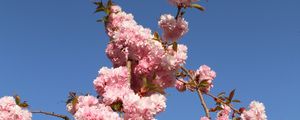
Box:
[67,1,267,119]
[158,14,189,41]
[0,96,32,120]
[216,105,231,120]
[241,101,267,120]
[105,5,188,91]
[68,4,186,120]
[195,65,216,93]
[199,101,267,120]
[67,95,122,120]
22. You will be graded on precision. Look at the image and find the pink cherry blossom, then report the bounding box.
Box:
[0,96,32,120]
[200,116,210,120]
[216,105,231,120]
[158,14,189,41]
[93,66,130,95]
[74,104,122,120]
[175,79,186,92]
[105,5,188,91]
[163,44,188,70]
[195,65,216,93]
[123,93,166,120]
[241,101,267,120]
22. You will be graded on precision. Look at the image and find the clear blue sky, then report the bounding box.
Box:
[0,0,299,120]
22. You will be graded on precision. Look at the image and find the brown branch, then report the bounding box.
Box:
[180,66,210,118]
[206,93,241,114]
[175,6,182,20]
[31,111,70,120]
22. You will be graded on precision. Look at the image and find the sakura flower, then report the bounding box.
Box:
[216,105,231,120]
[175,79,186,92]
[93,66,129,95]
[195,65,216,93]
[0,96,32,120]
[241,101,267,120]
[123,93,166,120]
[200,116,210,120]
[158,14,189,41]
[73,104,122,120]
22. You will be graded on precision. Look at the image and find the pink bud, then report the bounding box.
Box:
[175,80,186,92]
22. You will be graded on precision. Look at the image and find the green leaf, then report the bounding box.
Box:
[19,102,29,108]
[217,92,226,97]
[186,81,196,87]
[14,95,21,105]
[216,106,224,111]
[14,95,29,108]
[111,101,123,112]
[153,32,160,41]
[94,2,106,13]
[107,0,113,8]
[228,89,236,102]
[233,117,241,120]
[191,4,205,11]
[199,80,209,88]
[104,8,110,14]
[71,96,78,107]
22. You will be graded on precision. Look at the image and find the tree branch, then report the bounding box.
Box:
[206,93,241,114]
[180,66,210,118]
[31,111,70,120]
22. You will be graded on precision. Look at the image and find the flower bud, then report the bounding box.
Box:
[175,80,186,92]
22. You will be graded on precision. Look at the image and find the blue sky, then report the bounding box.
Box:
[0,0,299,119]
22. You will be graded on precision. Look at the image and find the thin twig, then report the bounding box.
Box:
[31,111,70,120]
[175,6,182,20]
[196,88,210,118]
[206,93,241,114]
[180,66,210,118]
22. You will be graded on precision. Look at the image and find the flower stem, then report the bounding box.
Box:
[180,66,210,118]
[175,6,182,20]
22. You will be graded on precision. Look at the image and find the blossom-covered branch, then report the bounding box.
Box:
[180,66,210,118]
[0,0,267,120]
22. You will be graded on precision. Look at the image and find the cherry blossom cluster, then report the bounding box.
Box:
[158,14,189,41]
[200,101,267,120]
[67,95,122,120]
[105,5,188,91]
[175,65,216,93]
[68,4,186,120]
[0,96,32,120]
[0,1,268,120]
[241,101,267,120]
[216,105,231,120]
